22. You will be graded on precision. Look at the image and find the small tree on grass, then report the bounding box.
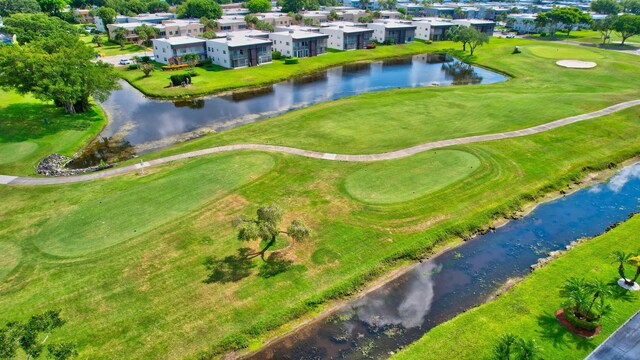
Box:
[468,28,489,55]
[559,277,612,328]
[612,250,633,284]
[140,63,155,77]
[91,35,103,47]
[594,15,618,44]
[614,14,640,45]
[232,204,310,260]
[447,25,474,51]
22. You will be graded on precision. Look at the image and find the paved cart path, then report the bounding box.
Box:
[2,100,640,186]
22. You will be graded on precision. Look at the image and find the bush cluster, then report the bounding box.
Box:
[563,308,600,331]
[161,64,190,71]
[284,57,299,65]
[170,74,192,86]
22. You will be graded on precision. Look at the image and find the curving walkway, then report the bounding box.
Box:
[2,99,640,186]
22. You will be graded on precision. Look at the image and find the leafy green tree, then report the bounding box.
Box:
[327,9,339,21]
[594,15,618,43]
[95,6,117,35]
[614,14,640,44]
[140,63,155,77]
[200,16,217,31]
[446,25,474,51]
[468,27,489,55]
[358,15,373,23]
[232,204,310,260]
[612,251,633,283]
[247,0,271,13]
[622,0,640,14]
[0,33,120,114]
[3,13,79,45]
[453,6,465,19]
[146,0,170,13]
[37,0,68,14]
[177,0,222,19]
[281,0,315,13]
[113,27,128,49]
[134,24,159,46]
[535,7,592,37]
[0,0,41,17]
[590,0,623,15]
[91,34,104,47]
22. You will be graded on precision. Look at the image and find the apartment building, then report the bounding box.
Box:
[206,35,272,68]
[216,16,248,32]
[73,9,94,24]
[320,25,373,50]
[269,30,329,58]
[152,36,207,65]
[367,21,416,44]
[414,18,455,41]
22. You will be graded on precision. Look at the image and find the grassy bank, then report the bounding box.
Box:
[393,214,640,360]
[0,91,107,175]
[81,34,148,57]
[117,41,460,98]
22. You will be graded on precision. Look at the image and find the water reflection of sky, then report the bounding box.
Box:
[100,55,507,150]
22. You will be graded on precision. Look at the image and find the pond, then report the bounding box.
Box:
[246,163,640,359]
[99,54,507,153]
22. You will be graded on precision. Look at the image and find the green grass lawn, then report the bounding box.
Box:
[0,91,106,175]
[1,39,640,359]
[393,215,640,360]
[81,34,148,57]
[528,29,640,47]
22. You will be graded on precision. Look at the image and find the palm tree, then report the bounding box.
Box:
[627,256,640,286]
[91,35,104,47]
[560,277,591,318]
[492,333,518,359]
[586,278,612,315]
[612,251,633,285]
[517,338,541,360]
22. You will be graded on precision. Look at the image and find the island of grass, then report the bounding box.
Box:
[1,39,640,359]
[392,214,640,360]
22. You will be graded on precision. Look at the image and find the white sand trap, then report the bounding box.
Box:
[556,60,597,69]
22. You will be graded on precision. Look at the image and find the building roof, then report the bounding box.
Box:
[270,30,329,40]
[369,21,417,30]
[154,36,206,46]
[321,25,373,34]
[586,310,640,360]
[207,35,271,47]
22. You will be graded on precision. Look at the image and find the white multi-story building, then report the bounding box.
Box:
[320,25,374,50]
[413,18,455,41]
[152,36,207,65]
[269,30,329,58]
[367,21,416,44]
[216,16,248,32]
[206,35,272,69]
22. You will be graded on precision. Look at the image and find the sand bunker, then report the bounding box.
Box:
[556,60,597,69]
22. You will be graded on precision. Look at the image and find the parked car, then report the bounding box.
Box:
[119,59,131,65]
[506,34,516,39]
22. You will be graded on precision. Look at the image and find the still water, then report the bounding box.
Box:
[248,163,640,359]
[100,54,507,151]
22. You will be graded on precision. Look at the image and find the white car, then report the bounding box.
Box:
[119,59,131,65]
[506,34,516,39]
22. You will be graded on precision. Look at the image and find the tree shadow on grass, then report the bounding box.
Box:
[203,248,256,284]
[610,279,638,303]
[258,252,293,279]
[536,311,597,353]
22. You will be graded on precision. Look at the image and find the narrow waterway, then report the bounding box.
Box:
[247,163,640,359]
[99,54,507,152]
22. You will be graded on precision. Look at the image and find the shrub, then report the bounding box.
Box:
[540,32,547,37]
[161,64,189,71]
[426,40,433,44]
[284,57,299,64]
[272,50,282,60]
[128,64,139,70]
[366,43,376,49]
[140,56,151,63]
[170,74,192,86]
[563,308,600,331]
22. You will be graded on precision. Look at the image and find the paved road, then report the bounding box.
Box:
[586,310,640,360]
[2,99,639,186]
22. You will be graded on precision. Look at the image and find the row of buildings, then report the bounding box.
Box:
[151,17,495,68]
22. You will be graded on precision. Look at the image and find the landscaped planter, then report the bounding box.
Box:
[555,308,602,338]
[617,278,640,290]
